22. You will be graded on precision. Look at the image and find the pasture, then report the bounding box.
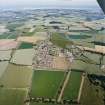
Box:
[0,39,18,50]
[35,32,47,37]
[0,34,9,39]
[52,56,70,70]
[0,64,33,88]
[71,59,103,75]
[80,77,104,105]
[17,36,46,44]
[63,71,82,100]
[0,88,26,105]
[0,50,12,61]
[18,42,33,49]
[0,25,9,35]
[0,61,8,78]
[0,31,19,39]
[51,33,73,48]
[10,49,35,65]
[8,34,18,39]
[31,70,64,98]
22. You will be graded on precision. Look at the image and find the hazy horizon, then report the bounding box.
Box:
[0,0,100,9]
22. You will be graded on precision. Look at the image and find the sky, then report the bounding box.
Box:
[0,0,100,9]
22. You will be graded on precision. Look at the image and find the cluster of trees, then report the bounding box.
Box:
[25,97,78,105]
[88,74,105,90]
[24,97,56,104]
[61,99,78,105]
[50,21,63,24]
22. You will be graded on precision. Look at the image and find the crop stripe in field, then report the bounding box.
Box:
[4,88,28,91]
[77,74,85,103]
[34,68,66,72]
[25,70,34,105]
[55,70,68,99]
[57,70,71,102]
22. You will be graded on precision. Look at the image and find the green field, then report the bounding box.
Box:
[68,34,92,39]
[0,88,26,105]
[6,23,23,31]
[63,71,82,100]
[31,70,64,98]
[0,64,33,88]
[50,33,73,48]
[8,34,18,39]
[0,33,10,39]
[18,42,33,49]
[80,77,104,105]
[73,40,95,48]
[0,31,19,39]
[66,31,105,48]
[71,59,103,75]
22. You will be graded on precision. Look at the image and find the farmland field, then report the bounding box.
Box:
[0,50,12,60]
[71,59,103,75]
[66,32,95,48]
[0,39,18,50]
[51,33,73,48]
[18,42,33,49]
[63,71,82,100]
[10,49,35,65]
[31,70,64,98]
[35,32,47,37]
[80,77,104,105]
[0,31,19,39]
[83,52,101,64]
[17,36,46,44]
[0,25,9,35]
[0,88,26,105]
[0,34,9,39]
[0,64,33,88]
[0,61,8,78]
[66,31,105,48]
[52,56,70,70]
[8,34,18,39]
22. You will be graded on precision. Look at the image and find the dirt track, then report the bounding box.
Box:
[57,70,71,102]
[77,75,85,102]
